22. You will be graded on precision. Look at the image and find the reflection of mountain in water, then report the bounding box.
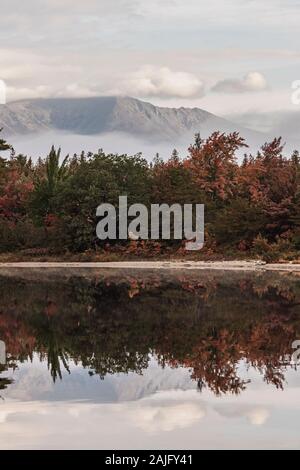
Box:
[2,357,193,402]
[0,269,300,397]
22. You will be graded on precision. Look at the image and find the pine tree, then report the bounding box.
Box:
[193,132,203,150]
[0,129,11,152]
[171,148,179,162]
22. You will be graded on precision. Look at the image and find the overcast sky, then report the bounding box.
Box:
[1,0,300,115]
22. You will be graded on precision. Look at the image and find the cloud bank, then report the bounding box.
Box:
[0,0,299,113]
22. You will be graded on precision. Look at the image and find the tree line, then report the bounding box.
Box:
[1,130,300,260]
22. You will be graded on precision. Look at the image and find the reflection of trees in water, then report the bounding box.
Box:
[0,272,299,394]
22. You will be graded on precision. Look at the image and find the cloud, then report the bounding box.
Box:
[6,85,52,102]
[57,83,99,98]
[0,0,298,113]
[0,80,6,104]
[123,66,204,99]
[212,72,268,93]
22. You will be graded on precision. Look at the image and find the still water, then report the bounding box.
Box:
[0,268,300,450]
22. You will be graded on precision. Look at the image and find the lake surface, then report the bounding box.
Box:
[0,268,300,450]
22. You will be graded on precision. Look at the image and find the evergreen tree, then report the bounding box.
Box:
[0,129,11,152]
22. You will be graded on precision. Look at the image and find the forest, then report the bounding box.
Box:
[1,129,300,261]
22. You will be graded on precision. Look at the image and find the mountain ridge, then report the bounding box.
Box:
[0,95,262,141]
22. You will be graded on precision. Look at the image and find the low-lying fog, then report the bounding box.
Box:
[7,130,281,162]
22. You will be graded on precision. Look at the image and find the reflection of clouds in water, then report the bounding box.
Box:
[131,391,206,433]
[0,410,10,424]
[1,386,300,449]
[246,408,269,426]
[214,403,270,426]
[1,358,300,448]
[0,391,206,449]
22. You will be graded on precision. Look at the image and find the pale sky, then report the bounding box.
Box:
[1,0,300,115]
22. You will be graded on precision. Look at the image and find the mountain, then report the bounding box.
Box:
[0,96,268,158]
[0,96,261,139]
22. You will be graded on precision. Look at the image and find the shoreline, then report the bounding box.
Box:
[1,260,300,271]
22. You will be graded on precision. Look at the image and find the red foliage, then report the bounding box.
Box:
[186,132,247,201]
[0,167,34,221]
